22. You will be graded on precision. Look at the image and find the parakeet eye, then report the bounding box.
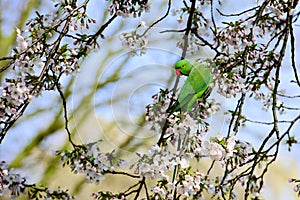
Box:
[181,65,184,68]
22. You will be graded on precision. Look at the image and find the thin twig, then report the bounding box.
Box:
[86,14,117,46]
[277,93,300,98]
[160,28,186,33]
[181,0,197,59]
[216,6,259,17]
[289,21,300,86]
[104,170,140,178]
[133,177,146,200]
[245,119,293,125]
[0,56,13,61]
[52,69,78,148]
[141,0,172,37]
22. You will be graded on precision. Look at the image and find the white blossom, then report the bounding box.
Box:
[226,136,237,157]
[57,143,125,184]
[200,140,225,161]
[16,28,28,52]
[119,32,148,56]
[0,161,26,198]
[135,145,194,180]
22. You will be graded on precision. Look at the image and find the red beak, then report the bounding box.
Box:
[176,69,181,76]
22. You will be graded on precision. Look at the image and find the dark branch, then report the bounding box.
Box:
[141,0,172,37]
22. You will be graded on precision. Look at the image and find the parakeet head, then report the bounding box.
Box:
[175,59,192,76]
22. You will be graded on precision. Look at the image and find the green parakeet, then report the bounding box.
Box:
[172,59,213,113]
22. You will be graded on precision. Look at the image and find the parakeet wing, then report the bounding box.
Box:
[176,63,212,111]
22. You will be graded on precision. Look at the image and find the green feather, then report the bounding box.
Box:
[173,60,212,112]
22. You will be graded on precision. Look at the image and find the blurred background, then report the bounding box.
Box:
[0,0,299,199]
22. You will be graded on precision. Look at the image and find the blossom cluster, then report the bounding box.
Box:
[0,161,74,199]
[0,161,26,198]
[144,139,250,199]
[213,51,286,114]
[135,145,191,179]
[208,0,289,111]
[145,88,220,135]
[145,89,171,132]
[212,46,286,115]
[208,136,251,168]
[289,178,300,197]
[151,170,215,199]
[107,0,150,17]
[141,86,252,197]
[141,87,251,197]
[119,31,148,56]
[255,1,293,37]
[1,80,31,119]
[0,1,98,139]
[213,69,246,98]
[57,143,126,185]
[165,112,203,147]
[172,1,211,25]
[1,29,37,131]
[174,3,211,56]
[176,171,214,198]
[144,88,250,165]
[134,146,215,199]
[91,191,125,200]
[216,20,254,52]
